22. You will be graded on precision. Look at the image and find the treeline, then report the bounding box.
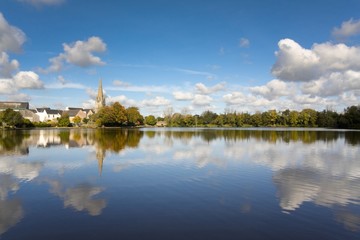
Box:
[1,102,359,129]
[0,102,144,128]
[145,105,360,129]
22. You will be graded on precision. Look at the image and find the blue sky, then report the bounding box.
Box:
[1,0,360,116]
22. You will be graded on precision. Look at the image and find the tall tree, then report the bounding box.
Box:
[0,109,24,128]
[145,115,157,126]
[126,107,143,126]
[58,113,71,127]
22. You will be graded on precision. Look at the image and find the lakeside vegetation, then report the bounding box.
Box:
[0,102,360,129]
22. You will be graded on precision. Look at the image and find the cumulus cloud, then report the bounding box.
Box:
[272,39,320,82]
[0,71,44,102]
[142,96,170,107]
[272,38,360,82]
[239,37,250,48]
[223,91,247,105]
[17,0,65,7]
[13,71,44,89]
[267,38,360,109]
[0,52,19,78]
[250,79,293,100]
[192,94,212,106]
[332,18,360,39]
[45,36,106,72]
[173,91,193,101]
[7,93,31,102]
[107,95,137,107]
[302,70,360,97]
[0,13,26,53]
[112,80,130,87]
[0,79,16,94]
[195,82,225,95]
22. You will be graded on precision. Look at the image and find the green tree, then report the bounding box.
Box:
[341,105,360,129]
[317,110,338,128]
[251,112,262,127]
[58,113,71,127]
[279,109,290,126]
[126,107,143,126]
[213,114,225,126]
[112,102,127,125]
[289,110,299,127]
[0,109,24,128]
[183,114,194,127]
[145,115,157,126]
[201,110,218,125]
[268,110,278,126]
[92,102,128,127]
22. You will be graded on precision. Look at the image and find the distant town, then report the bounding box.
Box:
[0,80,106,125]
[0,80,359,129]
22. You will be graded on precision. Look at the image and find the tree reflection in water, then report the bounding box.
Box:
[0,128,359,238]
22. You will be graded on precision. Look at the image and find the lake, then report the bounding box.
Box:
[0,128,360,239]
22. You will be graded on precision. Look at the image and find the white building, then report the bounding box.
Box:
[35,108,62,122]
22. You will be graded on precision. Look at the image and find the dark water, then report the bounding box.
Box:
[0,128,360,240]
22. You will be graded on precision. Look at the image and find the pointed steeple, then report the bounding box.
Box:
[95,79,105,112]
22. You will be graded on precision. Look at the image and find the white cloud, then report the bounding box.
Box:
[0,13,26,53]
[46,180,106,216]
[0,52,19,78]
[112,80,130,87]
[63,184,106,216]
[267,38,360,109]
[7,93,31,102]
[272,39,360,82]
[272,38,320,82]
[13,71,44,89]
[57,75,66,84]
[195,82,225,95]
[107,95,137,107]
[45,36,106,72]
[250,79,293,100]
[82,99,95,109]
[173,91,193,101]
[239,37,250,48]
[302,70,360,97]
[45,82,86,89]
[332,18,360,39]
[142,96,170,107]
[0,78,16,94]
[192,94,212,106]
[17,0,65,6]
[0,157,43,182]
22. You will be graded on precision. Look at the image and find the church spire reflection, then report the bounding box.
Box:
[96,148,105,176]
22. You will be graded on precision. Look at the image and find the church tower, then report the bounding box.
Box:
[95,79,105,113]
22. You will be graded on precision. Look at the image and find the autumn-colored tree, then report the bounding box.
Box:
[73,116,82,126]
[126,107,144,126]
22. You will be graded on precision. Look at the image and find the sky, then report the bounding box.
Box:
[0,0,360,116]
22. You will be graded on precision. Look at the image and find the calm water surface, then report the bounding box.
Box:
[0,128,360,239]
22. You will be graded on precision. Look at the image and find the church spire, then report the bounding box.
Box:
[95,79,105,112]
